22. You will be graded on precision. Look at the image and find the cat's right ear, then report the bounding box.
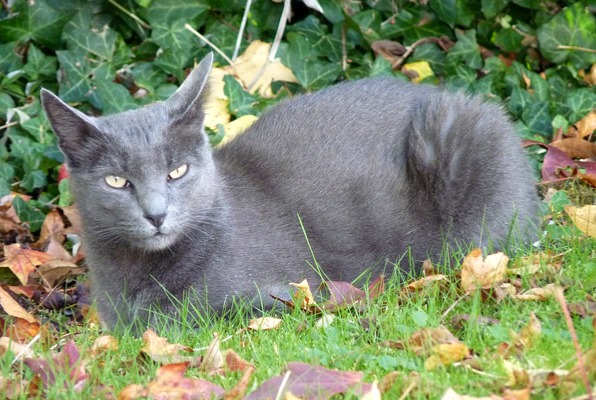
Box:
[41,89,100,168]
[166,53,213,125]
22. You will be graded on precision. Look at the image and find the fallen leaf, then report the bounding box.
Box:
[227,40,298,98]
[34,259,84,287]
[371,40,407,65]
[200,333,224,375]
[502,386,531,400]
[568,295,596,318]
[2,318,42,343]
[0,286,36,323]
[224,364,255,400]
[514,283,562,301]
[0,336,34,358]
[290,279,317,309]
[90,335,118,358]
[322,280,366,310]
[0,244,51,285]
[461,249,509,293]
[224,349,253,373]
[565,205,596,238]
[424,342,470,370]
[203,67,231,130]
[140,329,195,365]
[402,61,434,83]
[24,340,88,393]
[524,141,596,186]
[360,380,382,400]
[119,362,225,400]
[568,110,596,138]
[245,362,372,400]
[31,209,65,249]
[407,325,460,356]
[502,360,530,388]
[315,314,336,328]
[247,316,282,331]
[217,115,258,147]
[513,312,542,350]
[552,137,596,159]
[402,274,448,293]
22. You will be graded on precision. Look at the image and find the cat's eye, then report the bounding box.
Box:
[105,175,129,188]
[168,165,188,181]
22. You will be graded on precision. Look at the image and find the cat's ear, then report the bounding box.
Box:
[41,89,101,168]
[167,53,213,125]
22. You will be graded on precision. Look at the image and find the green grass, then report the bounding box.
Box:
[2,208,596,399]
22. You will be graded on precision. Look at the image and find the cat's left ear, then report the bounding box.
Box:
[167,53,213,126]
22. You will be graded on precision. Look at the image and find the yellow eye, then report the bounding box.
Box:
[105,175,129,188]
[168,165,188,180]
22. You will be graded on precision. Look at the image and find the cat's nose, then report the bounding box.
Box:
[144,212,166,228]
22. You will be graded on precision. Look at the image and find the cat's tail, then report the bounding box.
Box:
[405,90,539,250]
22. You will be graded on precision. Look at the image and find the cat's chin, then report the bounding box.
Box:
[135,232,180,252]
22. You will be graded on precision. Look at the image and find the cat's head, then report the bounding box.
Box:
[41,53,219,252]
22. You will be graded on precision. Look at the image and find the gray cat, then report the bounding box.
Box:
[41,53,538,332]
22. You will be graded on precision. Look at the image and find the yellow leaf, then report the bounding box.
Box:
[203,67,231,130]
[226,40,298,98]
[401,61,434,83]
[289,279,316,309]
[517,312,542,349]
[247,316,282,331]
[461,249,509,293]
[565,205,596,238]
[0,286,36,323]
[424,342,470,371]
[216,115,258,147]
[140,329,194,364]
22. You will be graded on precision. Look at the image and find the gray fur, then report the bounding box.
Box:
[41,54,539,331]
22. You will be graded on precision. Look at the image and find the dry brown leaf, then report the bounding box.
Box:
[140,329,194,365]
[568,110,596,138]
[44,238,73,262]
[502,387,530,400]
[566,205,596,238]
[224,364,255,400]
[247,316,282,331]
[502,360,530,388]
[552,137,596,159]
[0,336,34,358]
[408,325,460,355]
[461,249,509,293]
[226,40,297,98]
[579,173,596,187]
[34,259,85,287]
[119,362,224,400]
[514,283,561,301]
[0,286,36,323]
[224,349,253,373]
[516,312,542,349]
[289,279,316,309]
[200,333,224,375]
[371,40,407,65]
[424,342,470,370]
[31,209,65,249]
[203,67,231,130]
[90,335,118,358]
[403,274,448,293]
[0,244,51,285]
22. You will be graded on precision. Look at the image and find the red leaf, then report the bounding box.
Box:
[322,281,366,311]
[524,140,596,185]
[246,362,371,400]
[24,340,88,392]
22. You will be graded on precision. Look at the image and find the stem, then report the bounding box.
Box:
[185,24,235,66]
[557,45,596,54]
[106,0,151,29]
[233,0,253,61]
